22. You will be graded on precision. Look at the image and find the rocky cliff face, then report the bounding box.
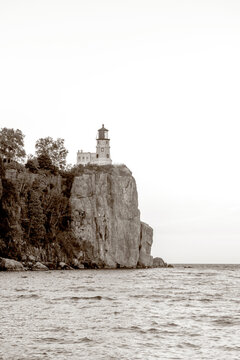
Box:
[70,166,153,268]
[0,165,153,269]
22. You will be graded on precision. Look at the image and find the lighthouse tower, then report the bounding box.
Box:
[96,124,112,165]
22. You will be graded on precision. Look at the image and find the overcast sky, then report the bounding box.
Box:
[1,0,240,263]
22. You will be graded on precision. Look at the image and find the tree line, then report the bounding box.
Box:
[0,127,68,172]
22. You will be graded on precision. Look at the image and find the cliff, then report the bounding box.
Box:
[0,164,153,269]
[70,166,153,268]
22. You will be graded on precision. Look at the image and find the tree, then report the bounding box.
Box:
[25,155,39,173]
[0,128,26,162]
[37,153,57,174]
[35,137,68,170]
[28,189,46,243]
[0,157,5,178]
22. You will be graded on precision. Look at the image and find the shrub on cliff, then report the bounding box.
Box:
[25,156,39,173]
[1,179,18,204]
[85,164,114,173]
[4,160,25,172]
[43,192,70,236]
[67,163,115,176]
[60,171,75,198]
[65,164,85,176]
[56,231,80,261]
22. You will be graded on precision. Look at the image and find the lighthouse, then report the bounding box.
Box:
[96,124,111,165]
[77,124,112,165]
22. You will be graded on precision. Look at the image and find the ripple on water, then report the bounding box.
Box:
[17,294,40,299]
[212,317,238,326]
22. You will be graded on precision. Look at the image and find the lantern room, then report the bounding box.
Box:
[97,124,109,140]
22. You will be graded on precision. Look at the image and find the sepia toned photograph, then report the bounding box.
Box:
[0,1,239,359]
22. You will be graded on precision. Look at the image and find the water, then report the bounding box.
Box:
[0,265,240,360]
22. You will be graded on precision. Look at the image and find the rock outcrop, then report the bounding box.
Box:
[138,222,153,267]
[70,166,153,268]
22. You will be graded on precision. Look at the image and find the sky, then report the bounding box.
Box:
[1,0,240,263]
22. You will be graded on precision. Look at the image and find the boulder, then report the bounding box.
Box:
[72,258,84,269]
[44,262,56,270]
[153,257,167,268]
[58,262,73,270]
[0,257,24,271]
[21,254,27,262]
[32,262,49,271]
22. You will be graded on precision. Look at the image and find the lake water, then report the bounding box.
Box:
[0,265,240,359]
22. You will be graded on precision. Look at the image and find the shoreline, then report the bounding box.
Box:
[0,256,171,272]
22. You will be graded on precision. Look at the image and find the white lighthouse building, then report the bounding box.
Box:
[77,125,112,166]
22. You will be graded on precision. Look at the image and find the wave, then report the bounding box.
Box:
[52,295,114,301]
[199,298,212,302]
[212,317,238,326]
[178,342,200,349]
[15,288,26,292]
[146,327,159,334]
[17,294,40,299]
[166,322,178,327]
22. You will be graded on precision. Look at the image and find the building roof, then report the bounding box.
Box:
[98,124,108,131]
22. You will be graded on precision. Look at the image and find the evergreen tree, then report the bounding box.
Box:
[37,153,54,171]
[28,190,46,243]
[25,155,39,173]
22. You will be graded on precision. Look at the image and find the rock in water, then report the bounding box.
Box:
[0,258,24,271]
[70,165,153,268]
[153,257,167,267]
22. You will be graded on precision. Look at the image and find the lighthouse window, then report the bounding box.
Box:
[96,154,99,158]
[107,154,109,158]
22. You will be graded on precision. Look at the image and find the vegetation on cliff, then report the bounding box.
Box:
[0,155,78,264]
[0,154,128,268]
